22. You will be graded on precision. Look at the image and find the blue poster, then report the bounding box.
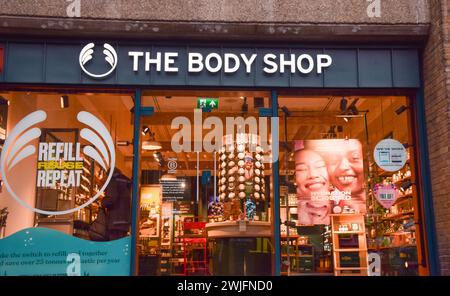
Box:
[0,228,131,276]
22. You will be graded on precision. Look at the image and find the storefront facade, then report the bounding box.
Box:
[1,0,448,277]
[0,38,438,276]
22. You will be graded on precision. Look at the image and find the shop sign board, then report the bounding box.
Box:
[2,41,421,88]
[79,42,332,79]
[373,139,407,172]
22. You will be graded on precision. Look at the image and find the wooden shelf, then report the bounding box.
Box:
[334,248,368,252]
[333,231,365,234]
[378,171,394,177]
[381,211,414,221]
[335,267,368,271]
[394,176,412,186]
[369,244,416,250]
[384,231,414,236]
[280,236,315,273]
[395,194,413,203]
[281,234,300,238]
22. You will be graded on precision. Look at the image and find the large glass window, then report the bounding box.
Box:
[0,90,427,277]
[138,90,274,276]
[278,95,423,276]
[0,91,134,276]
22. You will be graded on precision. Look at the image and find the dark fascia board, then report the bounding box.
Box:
[0,16,430,45]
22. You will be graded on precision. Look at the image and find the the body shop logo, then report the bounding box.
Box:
[0,111,115,215]
[79,43,118,79]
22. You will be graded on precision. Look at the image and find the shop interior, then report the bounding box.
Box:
[0,90,423,276]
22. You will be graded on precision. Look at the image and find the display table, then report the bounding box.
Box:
[206,221,271,238]
[206,221,272,276]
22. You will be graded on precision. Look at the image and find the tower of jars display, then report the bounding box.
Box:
[214,133,266,221]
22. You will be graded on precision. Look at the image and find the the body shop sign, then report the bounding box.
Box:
[79,43,333,79]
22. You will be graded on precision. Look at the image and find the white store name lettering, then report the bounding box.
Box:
[128,52,332,74]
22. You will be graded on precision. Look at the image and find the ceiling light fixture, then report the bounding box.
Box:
[142,126,150,136]
[142,127,162,151]
[338,98,360,122]
[241,97,248,113]
[117,140,131,146]
[281,106,291,117]
[395,105,408,115]
[347,98,359,115]
[60,95,69,109]
[143,140,162,151]
[400,180,414,192]
[403,143,414,149]
[340,97,348,112]
[152,151,165,166]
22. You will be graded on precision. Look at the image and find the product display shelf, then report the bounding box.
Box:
[333,230,365,234]
[159,247,171,275]
[182,221,208,276]
[368,154,418,259]
[381,210,414,221]
[281,236,315,274]
[394,194,413,204]
[73,153,106,237]
[331,214,368,276]
[393,176,412,186]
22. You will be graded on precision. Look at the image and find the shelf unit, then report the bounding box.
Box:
[280,193,298,237]
[281,235,315,274]
[367,156,417,259]
[73,151,106,238]
[331,214,368,276]
[182,222,208,276]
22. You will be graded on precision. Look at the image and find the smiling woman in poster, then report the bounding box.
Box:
[294,147,332,225]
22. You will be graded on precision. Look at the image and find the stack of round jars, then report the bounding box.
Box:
[217,134,266,203]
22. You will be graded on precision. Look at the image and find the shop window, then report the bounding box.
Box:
[0,91,134,276]
[138,90,273,276]
[279,95,422,276]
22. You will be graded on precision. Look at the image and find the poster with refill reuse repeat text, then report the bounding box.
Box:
[294,139,366,225]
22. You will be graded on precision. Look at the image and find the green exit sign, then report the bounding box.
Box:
[197,98,218,109]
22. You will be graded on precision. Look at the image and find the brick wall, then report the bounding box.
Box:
[423,0,450,276]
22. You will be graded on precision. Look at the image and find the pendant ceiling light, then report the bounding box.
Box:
[141,126,162,151]
[142,140,162,151]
